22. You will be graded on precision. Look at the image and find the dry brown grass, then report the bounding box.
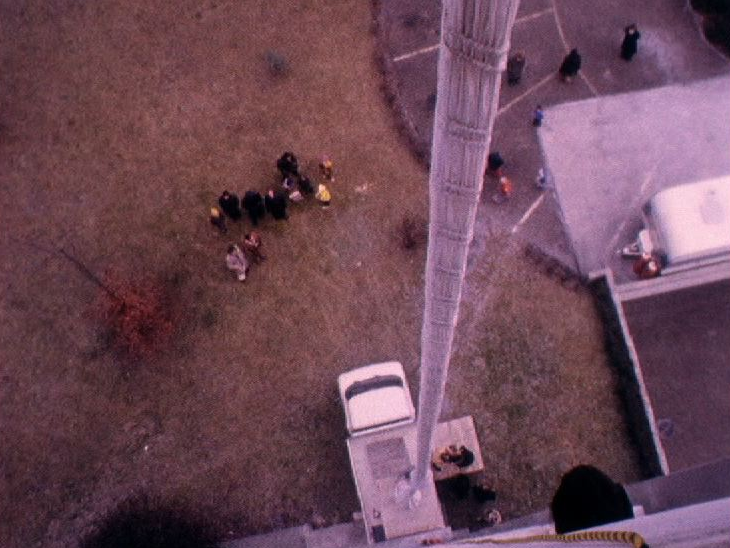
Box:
[0,2,638,547]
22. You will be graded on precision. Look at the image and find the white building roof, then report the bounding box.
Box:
[648,176,730,265]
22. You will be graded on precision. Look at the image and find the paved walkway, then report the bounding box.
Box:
[375,0,730,272]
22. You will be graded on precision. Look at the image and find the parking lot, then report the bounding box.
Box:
[377,0,730,273]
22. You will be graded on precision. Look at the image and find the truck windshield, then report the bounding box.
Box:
[344,375,404,400]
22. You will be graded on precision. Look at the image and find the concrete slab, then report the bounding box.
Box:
[223,525,308,548]
[539,75,730,275]
[625,457,730,515]
[303,522,367,548]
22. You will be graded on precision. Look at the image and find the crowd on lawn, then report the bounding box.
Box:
[210,151,334,281]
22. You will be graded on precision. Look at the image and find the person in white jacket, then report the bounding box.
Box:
[225,244,250,282]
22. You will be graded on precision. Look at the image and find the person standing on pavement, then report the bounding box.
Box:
[558,49,582,82]
[620,24,641,61]
[535,168,547,189]
[487,151,505,177]
[498,176,513,200]
[506,51,526,85]
[218,190,242,220]
[265,189,288,220]
[491,176,513,203]
[532,105,544,127]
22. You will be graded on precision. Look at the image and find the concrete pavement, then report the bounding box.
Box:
[374,0,730,273]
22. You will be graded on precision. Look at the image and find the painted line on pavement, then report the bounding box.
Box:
[497,72,553,116]
[515,8,553,25]
[511,193,545,234]
[393,44,439,63]
[394,7,554,63]
[580,72,599,96]
[550,0,599,96]
[550,0,570,51]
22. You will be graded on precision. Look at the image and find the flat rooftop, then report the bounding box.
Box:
[620,279,730,472]
[539,75,730,279]
[539,77,730,473]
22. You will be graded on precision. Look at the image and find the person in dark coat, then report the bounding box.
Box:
[242,190,266,226]
[506,51,526,85]
[550,465,634,534]
[472,482,497,504]
[298,174,315,196]
[218,190,242,220]
[620,24,641,61]
[276,151,299,178]
[264,189,288,220]
[558,48,582,82]
[487,151,505,176]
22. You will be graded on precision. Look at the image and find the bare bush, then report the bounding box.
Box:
[265,50,289,77]
[95,272,178,359]
[399,215,427,250]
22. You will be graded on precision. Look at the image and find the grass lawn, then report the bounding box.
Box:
[0,2,640,546]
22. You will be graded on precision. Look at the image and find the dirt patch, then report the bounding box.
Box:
[0,2,639,547]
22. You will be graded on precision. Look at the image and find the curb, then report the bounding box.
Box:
[589,269,669,478]
[371,0,432,167]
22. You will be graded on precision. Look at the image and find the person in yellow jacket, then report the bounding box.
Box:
[316,183,331,207]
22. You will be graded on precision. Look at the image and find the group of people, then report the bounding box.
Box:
[490,24,642,201]
[432,444,476,472]
[430,445,502,528]
[557,24,641,82]
[211,151,336,282]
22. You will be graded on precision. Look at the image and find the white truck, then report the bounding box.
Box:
[337,361,416,437]
[623,175,730,274]
[337,361,445,543]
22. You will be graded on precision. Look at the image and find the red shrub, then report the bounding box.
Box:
[96,273,176,359]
